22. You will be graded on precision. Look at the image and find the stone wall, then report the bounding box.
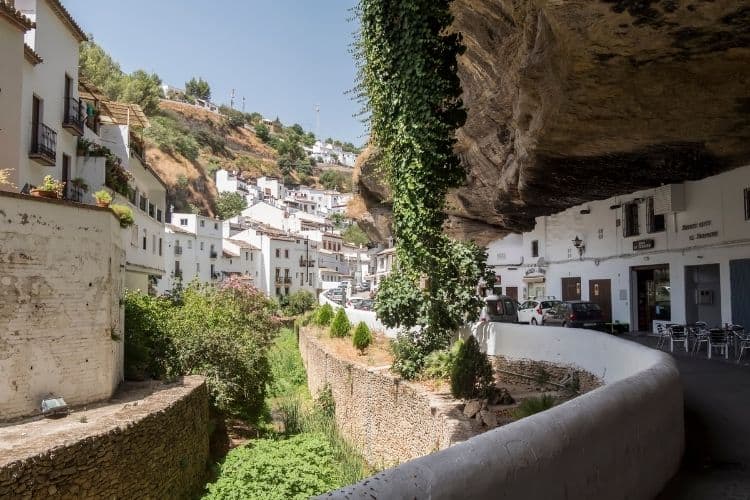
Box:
[299,328,477,467]
[0,376,209,500]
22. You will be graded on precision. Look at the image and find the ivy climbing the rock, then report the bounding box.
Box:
[357,0,494,378]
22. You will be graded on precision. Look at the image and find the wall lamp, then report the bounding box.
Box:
[572,236,585,257]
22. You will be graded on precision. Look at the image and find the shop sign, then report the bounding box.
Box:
[633,239,655,251]
[525,267,546,276]
[681,220,719,241]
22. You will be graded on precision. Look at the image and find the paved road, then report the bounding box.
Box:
[627,335,750,500]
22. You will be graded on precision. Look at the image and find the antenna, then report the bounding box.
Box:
[314,104,320,139]
[230,88,236,109]
[242,96,246,112]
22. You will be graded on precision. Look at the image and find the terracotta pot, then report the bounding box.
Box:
[96,200,110,208]
[30,189,59,199]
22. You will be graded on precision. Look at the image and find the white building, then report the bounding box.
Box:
[305,140,358,168]
[221,238,261,283]
[158,213,224,293]
[370,246,397,288]
[487,164,750,333]
[256,176,285,202]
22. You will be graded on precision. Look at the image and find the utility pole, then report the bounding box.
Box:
[242,96,246,112]
[230,88,236,109]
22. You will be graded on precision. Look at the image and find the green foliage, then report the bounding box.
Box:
[185,76,211,100]
[120,70,163,115]
[255,123,271,142]
[329,308,351,338]
[352,322,373,354]
[450,336,494,399]
[219,105,247,128]
[514,395,556,419]
[313,303,334,326]
[110,203,134,228]
[145,115,200,161]
[93,189,112,204]
[195,130,227,155]
[122,291,175,380]
[342,223,369,247]
[215,191,248,219]
[104,153,132,196]
[315,384,335,418]
[358,0,495,377]
[319,170,351,191]
[122,278,278,420]
[285,290,317,316]
[203,433,344,500]
[423,339,463,380]
[388,333,425,381]
[268,328,307,398]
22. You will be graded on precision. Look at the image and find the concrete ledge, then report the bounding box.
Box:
[320,322,684,500]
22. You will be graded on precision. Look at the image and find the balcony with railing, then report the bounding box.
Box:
[174,245,183,255]
[299,259,316,268]
[62,97,85,136]
[275,276,293,285]
[29,123,57,166]
[209,250,218,259]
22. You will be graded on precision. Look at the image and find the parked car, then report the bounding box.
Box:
[359,299,375,311]
[479,295,518,323]
[347,297,365,309]
[327,288,345,305]
[542,301,605,330]
[517,299,562,325]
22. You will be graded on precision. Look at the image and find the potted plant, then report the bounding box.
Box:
[110,203,134,228]
[94,189,112,208]
[30,175,65,199]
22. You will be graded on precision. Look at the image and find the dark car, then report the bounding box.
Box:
[542,301,605,330]
[479,295,518,323]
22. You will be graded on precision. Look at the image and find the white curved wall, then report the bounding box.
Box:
[319,292,398,337]
[318,321,684,500]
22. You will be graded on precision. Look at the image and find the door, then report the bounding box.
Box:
[62,154,70,200]
[505,286,518,302]
[561,277,581,301]
[589,279,612,323]
[685,264,721,327]
[32,96,41,150]
[730,259,750,328]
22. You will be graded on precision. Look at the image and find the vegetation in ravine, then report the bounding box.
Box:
[203,328,368,499]
[358,0,495,379]
[313,303,334,327]
[214,191,248,220]
[513,394,556,419]
[329,308,352,338]
[352,322,373,354]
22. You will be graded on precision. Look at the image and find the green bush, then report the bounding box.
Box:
[513,394,556,419]
[122,291,175,381]
[450,336,494,399]
[110,203,134,228]
[389,333,424,380]
[352,322,372,354]
[268,328,307,398]
[145,115,200,161]
[203,433,344,500]
[329,308,351,338]
[313,303,334,326]
[423,339,463,380]
[285,290,317,316]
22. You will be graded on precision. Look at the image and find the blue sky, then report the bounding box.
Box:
[65,0,367,145]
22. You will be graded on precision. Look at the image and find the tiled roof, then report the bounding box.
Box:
[99,101,149,128]
[223,249,239,258]
[227,239,260,250]
[78,78,107,103]
[377,247,397,256]
[23,43,42,65]
[45,0,87,42]
[0,0,34,31]
[166,224,194,235]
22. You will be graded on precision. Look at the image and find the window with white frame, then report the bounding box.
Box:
[180,218,188,226]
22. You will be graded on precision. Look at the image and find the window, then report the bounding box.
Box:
[623,202,639,237]
[276,287,281,296]
[152,234,156,254]
[284,249,289,258]
[196,263,200,272]
[284,287,289,295]
[276,249,280,258]
[139,195,147,212]
[142,231,147,250]
[200,242,204,251]
[250,252,253,261]
[245,252,249,261]
[214,223,218,230]
[187,240,192,249]
[210,264,215,277]
[148,202,155,218]
[175,261,181,274]
[180,218,188,226]
[131,225,138,247]
[157,209,162,223]
[745,188,750,221]
[531,240,539,258]
[646,197,665,233]
[200,220,205,228]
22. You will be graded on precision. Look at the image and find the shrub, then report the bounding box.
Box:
[315,383,335,418]
[110,204,134,227]
[268,328,307,398]
[122,291,175,380]
[93,189,112,204]
[423,339,463,380]
[352,322,372,354]
[329,308,351,338]
[514,394,556,419]
[145,115,200,161]
[285,290,317,316]
[389,333,424,380]
[450,336,494,399]
[313,303,334,326]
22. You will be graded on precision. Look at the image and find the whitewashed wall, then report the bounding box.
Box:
[0,193,125,419]
[0,17,24,186]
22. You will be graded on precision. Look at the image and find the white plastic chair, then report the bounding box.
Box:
[668,325,688,353]
[708,328,729,360]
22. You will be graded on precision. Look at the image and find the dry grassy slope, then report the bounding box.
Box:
[145,100,281,217]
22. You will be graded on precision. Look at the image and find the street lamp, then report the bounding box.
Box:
[572,236,585,258]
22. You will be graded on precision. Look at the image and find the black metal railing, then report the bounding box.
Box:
[175,246,183,255]
[63,97,85,134]
[209,250,218,259]
[29,123,57,164]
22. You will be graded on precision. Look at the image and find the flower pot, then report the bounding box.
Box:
[30,189,59,199]
[96,201,111,208]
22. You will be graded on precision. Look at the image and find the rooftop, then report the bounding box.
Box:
[0,0,34,31]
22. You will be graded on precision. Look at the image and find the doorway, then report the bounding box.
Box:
[561,277,581,301]
[685,264,721,327]
[730,259,750,328]
[589,279,612,323]
[505,286,518,302]
[632,265,671,332]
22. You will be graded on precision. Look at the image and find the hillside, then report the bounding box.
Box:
[144,100,354,216]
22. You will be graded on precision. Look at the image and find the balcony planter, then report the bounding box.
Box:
[30,175,64,200]
[30,189,59,199]
[110,204,135,228]
[93,189,112,208]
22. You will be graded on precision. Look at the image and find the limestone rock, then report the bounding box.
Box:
[488,387,515,406]
[356,0,750,239]
[463,399,482,419]
[480,409,498,428]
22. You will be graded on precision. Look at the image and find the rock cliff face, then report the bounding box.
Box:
[356,0,750,243]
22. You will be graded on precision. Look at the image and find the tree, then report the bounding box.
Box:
[121,70,163,116]
[289,123,305,136]
[450,336,494,399]
[255,124,271,142]
[79,40,126,100]
[185,77,211,100]
[319,170,351,191]
[352,322,372,354]
[343,223,369,247]
[329,308,351,338]
[215,191,248,219]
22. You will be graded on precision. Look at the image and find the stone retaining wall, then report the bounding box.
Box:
[0,376,209,500]
[299,328,477,467]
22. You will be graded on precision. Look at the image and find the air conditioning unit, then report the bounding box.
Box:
[653,184,685,215]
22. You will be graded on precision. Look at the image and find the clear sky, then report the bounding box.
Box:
[65,0,367,145]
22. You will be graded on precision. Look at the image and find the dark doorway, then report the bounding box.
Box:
[505,286,518,302]
[685,264,722,327]
[730,259,750,328]
[62,154,70,200]
[589,279,612,323]
[32,95,41,149]
[634,265,671,332]
[561,277,581,301]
